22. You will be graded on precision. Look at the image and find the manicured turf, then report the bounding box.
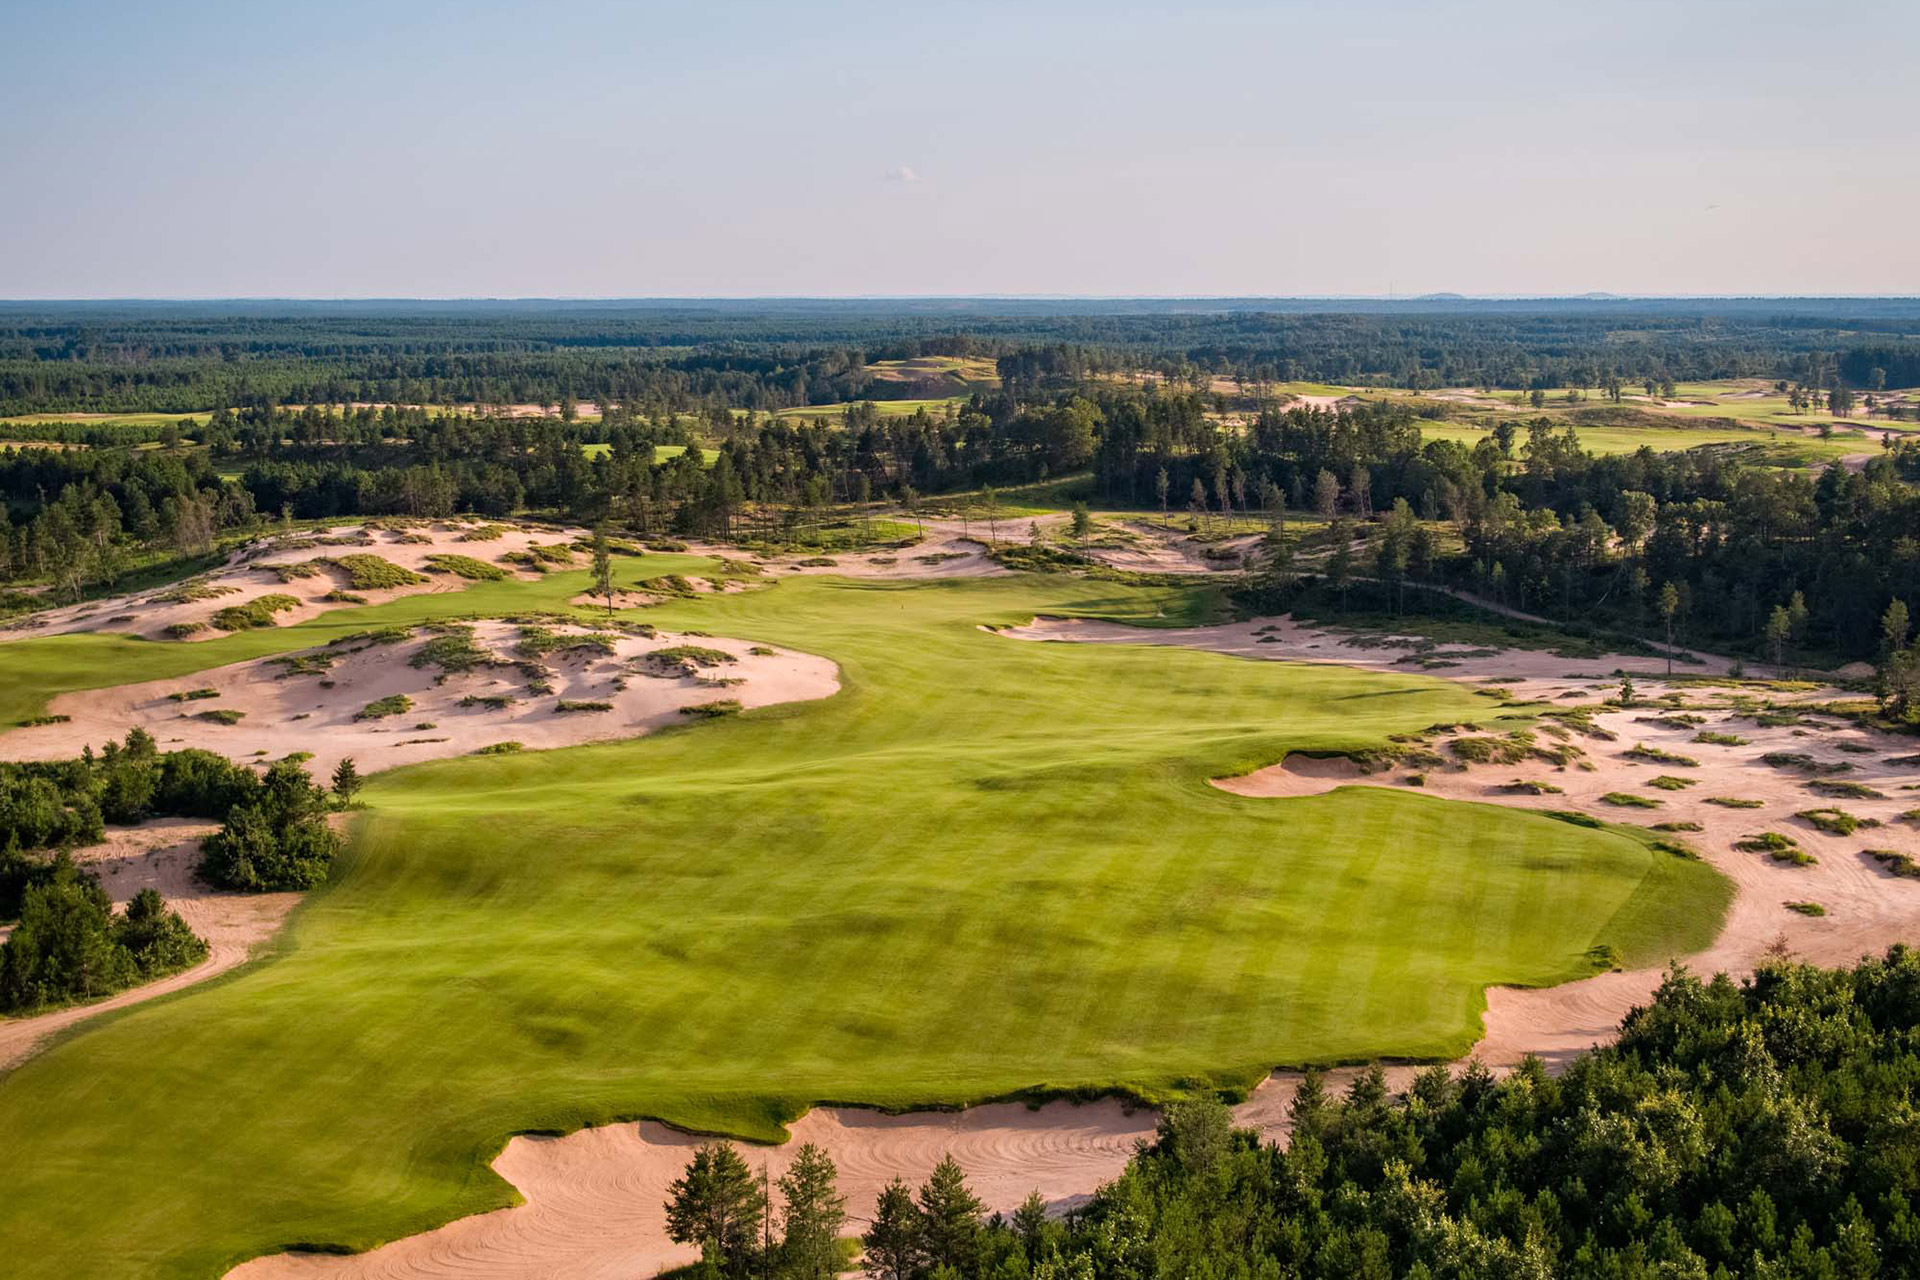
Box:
[0,569,1729,1277]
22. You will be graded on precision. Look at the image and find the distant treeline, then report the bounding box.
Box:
[4,302,1920,414]
[9,388,1920,666]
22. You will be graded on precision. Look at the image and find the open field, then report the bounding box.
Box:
[764,396,967,422]
[0,565,1726,1278]
[865,354,1000,389]
[1415,418,1881,463]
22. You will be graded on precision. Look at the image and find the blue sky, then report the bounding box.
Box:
[2,0,1915,297]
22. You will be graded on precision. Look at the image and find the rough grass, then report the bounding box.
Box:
[0,568,1730,1278]
[423,554,511,581]
[209,593,300,631]
[326,554,430,591]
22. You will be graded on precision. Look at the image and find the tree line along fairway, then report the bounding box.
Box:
[0,569,1728,1278]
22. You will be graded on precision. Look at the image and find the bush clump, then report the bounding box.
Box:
[198,760,341,891]
[680,699,743,718]
[323,553,429,591]
[1866,848,1919,877]
[1601,791,1662,808]
[1692,730,1747,746]
[190,709,245,725]
[1796,807,1879,836]
[648,644,735,670]
[423,553,509,581]
[0,730,260,857]
[554,700,614,713]
[410,629,491,674]
[1761,752,1851,775]
[473,741,524,755]
[210,593,300,631]
[1624,744,1699,767]
[1737,831,1815,864]
[0,861,206,1013]
[168,688,220,702]
[1806,779,1885,800]
[356,694,414,720]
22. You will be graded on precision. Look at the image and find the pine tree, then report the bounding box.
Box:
[664,1142,763,1278]
[1659,582,1681,676]
[330,757,361,806]
[776,1143,845,1280]
[862,1178,921,1280]
[915,1155,985,1272]
[591,522,614,617]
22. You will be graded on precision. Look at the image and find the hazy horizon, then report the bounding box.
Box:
[5,0,1916,298]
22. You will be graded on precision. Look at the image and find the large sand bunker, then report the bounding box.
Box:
[1,520,603,644]
[0,619,838,782]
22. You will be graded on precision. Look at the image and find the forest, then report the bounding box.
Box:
[663,947,1920,1280]
[4,300,1920,415]
[8,384,1920,668]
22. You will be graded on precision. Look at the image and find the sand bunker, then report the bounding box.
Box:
[227,1100,1160,1280]
[0,620,838,782]
[0,818,299,1070]
[1,520,606,644]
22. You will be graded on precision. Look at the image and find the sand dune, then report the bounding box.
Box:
[0,619,838,783]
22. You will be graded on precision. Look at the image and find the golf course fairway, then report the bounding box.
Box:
[0,568,1730,1277]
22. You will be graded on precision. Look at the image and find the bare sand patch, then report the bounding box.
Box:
[228,1101,1156,1280]
[0,818,299,1070]
[0,620,839,782]
[1213,752,1365,797]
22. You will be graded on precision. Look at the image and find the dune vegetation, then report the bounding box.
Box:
[0,565,1730,1277]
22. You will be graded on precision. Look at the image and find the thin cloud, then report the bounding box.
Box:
[883,165,921,184]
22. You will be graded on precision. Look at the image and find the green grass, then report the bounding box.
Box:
[0,569,1729,1277]
[1416,420,1873,465]
[585,443,721,464]
[765,397,966,423]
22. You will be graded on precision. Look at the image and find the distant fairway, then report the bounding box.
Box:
[1416,419,1875,463]
[0,569,1727,1277]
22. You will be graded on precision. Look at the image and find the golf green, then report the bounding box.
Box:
[0,568,1728,1277]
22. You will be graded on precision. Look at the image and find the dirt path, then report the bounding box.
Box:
[0,819,299,1071]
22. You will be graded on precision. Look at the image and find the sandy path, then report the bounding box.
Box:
[0,819,299,1070]
[0,620,839,783]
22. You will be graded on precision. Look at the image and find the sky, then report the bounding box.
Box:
[2,0,1916,298]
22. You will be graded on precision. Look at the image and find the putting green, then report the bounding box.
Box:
[0,569,1728,1277]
